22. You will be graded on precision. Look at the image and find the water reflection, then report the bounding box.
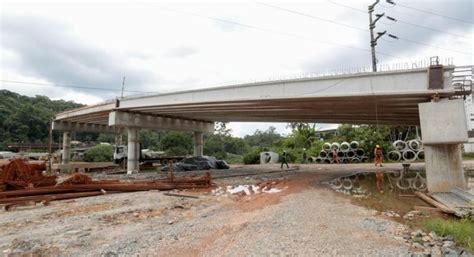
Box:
[327,169,427,195]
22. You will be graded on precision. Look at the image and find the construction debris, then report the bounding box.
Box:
[0,158,212,209]
[415,188,474,217]
[0,159,56,191]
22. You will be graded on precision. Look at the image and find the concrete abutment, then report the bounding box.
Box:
[419,99,468,192]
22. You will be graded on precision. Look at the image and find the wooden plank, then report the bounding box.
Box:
[415,192,455,214]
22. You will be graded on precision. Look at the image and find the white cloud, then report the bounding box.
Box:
[1,0,472,135]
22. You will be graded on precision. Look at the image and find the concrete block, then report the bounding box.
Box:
[419,99,468,144]
[424,144,466,192]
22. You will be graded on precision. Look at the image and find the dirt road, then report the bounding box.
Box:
[0,163,470,256]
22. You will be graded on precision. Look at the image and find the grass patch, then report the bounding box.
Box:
[424,218,474,251]
[463,153,474,160]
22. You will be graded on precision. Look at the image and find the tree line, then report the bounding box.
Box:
[1,90,417,163]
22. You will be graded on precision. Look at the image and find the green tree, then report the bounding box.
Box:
[84,144,114,162]
[160,131,193,155]
[244,126,282,148]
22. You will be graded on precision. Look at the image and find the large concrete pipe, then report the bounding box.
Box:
[327,151,334,158]
[337,151,345,158]
[350,157,360,163]
[408,140,422,151]
[315,157,323,163]
[360,156,368,163]
[323,158,332,164]
[319,150,328,158]
[356,149,365,157]
[350,141,359,149]
[346,150,356,158]
[388,151,401,162]
[342,158,349,164]
[416,150,424,160]
[322,143,331,151]
[402,150,417,162]
[340,142,350,152]
[393,140,407,151]
[331,142,340,151]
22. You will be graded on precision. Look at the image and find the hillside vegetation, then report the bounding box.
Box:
[0,90,83,150]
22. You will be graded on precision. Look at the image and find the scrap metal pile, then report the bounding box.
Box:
[0,159,212,208]
[0,159,56,191]
[387,139,424,162]
[313,141,368,164]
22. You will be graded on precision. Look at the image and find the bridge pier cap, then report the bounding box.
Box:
[419,98,468,192]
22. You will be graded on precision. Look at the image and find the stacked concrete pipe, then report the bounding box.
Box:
[387,139,424,162]
[316,141,368,164]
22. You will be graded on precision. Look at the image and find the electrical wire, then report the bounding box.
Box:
[262,1,474,55]
[396,36,473,55]
[327,0,472,40]
[397,2,473,25]
[256,2,366,32]
[0,79,156,94]
[154,5,401,59]
[397,20,471,41]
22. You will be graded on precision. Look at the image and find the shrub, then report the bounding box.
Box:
[166,146,189,156]
[243,147,263,164]
[84,144,114,162]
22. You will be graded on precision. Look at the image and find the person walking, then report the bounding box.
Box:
[374,145,383,167]
[332,148,339,164]
[280,150,289,169]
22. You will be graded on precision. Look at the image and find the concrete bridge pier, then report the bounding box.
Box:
[127,127,140,174]
[193,132,203,156]
[62,131,71,165]
[419,99,468,192]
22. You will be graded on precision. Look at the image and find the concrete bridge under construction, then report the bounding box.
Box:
[53,64,472,192]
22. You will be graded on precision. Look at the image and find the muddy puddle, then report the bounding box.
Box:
[325,168,431,214]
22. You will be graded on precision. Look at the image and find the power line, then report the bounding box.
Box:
[258,2,472,56]
[0,79,154,94]
[397,20,471,40]
[397,2,473,25]
[256,2,366,32]
[154,5,401,59]
[396,36,473,55]
[327,0,472,40]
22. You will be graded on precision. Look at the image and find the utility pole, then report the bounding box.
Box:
[121,76,126,99]
[368,0,398,72]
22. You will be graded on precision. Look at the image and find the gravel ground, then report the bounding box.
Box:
[1,163,472,256]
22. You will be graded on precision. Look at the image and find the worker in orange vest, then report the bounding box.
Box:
[374,145,383,167]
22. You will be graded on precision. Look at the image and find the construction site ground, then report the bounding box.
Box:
[1,162,473,256]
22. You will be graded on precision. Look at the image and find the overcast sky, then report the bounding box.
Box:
[1,0,472,137]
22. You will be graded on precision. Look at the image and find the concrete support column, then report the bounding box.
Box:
[424,144,466,192]
[193,132,203,156]
[419,99,468,192]
[62,131,71,165]
[127,127,139,174]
